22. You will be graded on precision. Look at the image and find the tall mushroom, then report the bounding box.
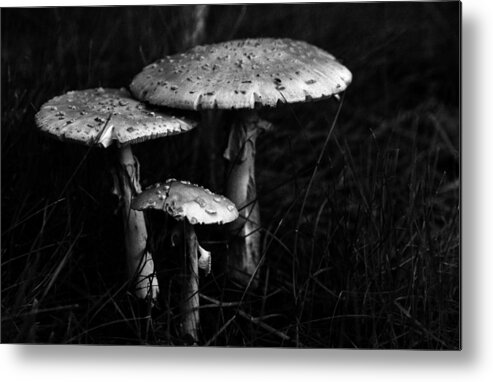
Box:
[129,38,352,286]
[131,179,238,342]
[35,88,197,300]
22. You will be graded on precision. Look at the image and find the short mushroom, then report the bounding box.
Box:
[131,179,238,342]
[130,38,352,286]
[35,88,197,300]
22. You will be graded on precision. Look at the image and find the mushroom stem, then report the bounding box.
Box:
[181,221,200,342]
[224,110,271,287]
[117,145,159,300]
[181,4,209,49]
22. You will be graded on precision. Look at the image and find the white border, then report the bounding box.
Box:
[2,0,492,381]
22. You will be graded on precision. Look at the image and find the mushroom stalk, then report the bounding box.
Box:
[182,4,209,49]
[224,110,270,286]
[130,179,239,340]
[181,221,200,342]
[118,145,159,300]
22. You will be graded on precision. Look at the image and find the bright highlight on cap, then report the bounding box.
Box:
[130,38,352,110]
[35,88,197,147]
[132,179,239,225]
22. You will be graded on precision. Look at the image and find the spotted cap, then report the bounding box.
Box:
[130,38,352,110]
[131,179,239,225]
[35,88,197,148]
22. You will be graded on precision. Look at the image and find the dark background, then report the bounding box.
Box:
[1,2,460,348]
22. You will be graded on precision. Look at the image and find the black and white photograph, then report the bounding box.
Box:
[2,1,460,350]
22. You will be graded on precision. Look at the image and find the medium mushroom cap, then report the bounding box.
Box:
[130,38,352,110]
[35,88,197,148]
[131,179,239,225]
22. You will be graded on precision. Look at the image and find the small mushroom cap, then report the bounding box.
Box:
[130,38,352,110]
[35,88,197,148]
[131,179,239,225]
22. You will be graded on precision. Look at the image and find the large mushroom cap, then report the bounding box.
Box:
[35,88,197,148]
[130,38,352,110]
[131,179,239,225]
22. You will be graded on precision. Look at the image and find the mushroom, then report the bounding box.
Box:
[131,179,238,342]
[35,88,197,300]
[129,38,352,286]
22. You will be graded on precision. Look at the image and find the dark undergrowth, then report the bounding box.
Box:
[1,3,460,348]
